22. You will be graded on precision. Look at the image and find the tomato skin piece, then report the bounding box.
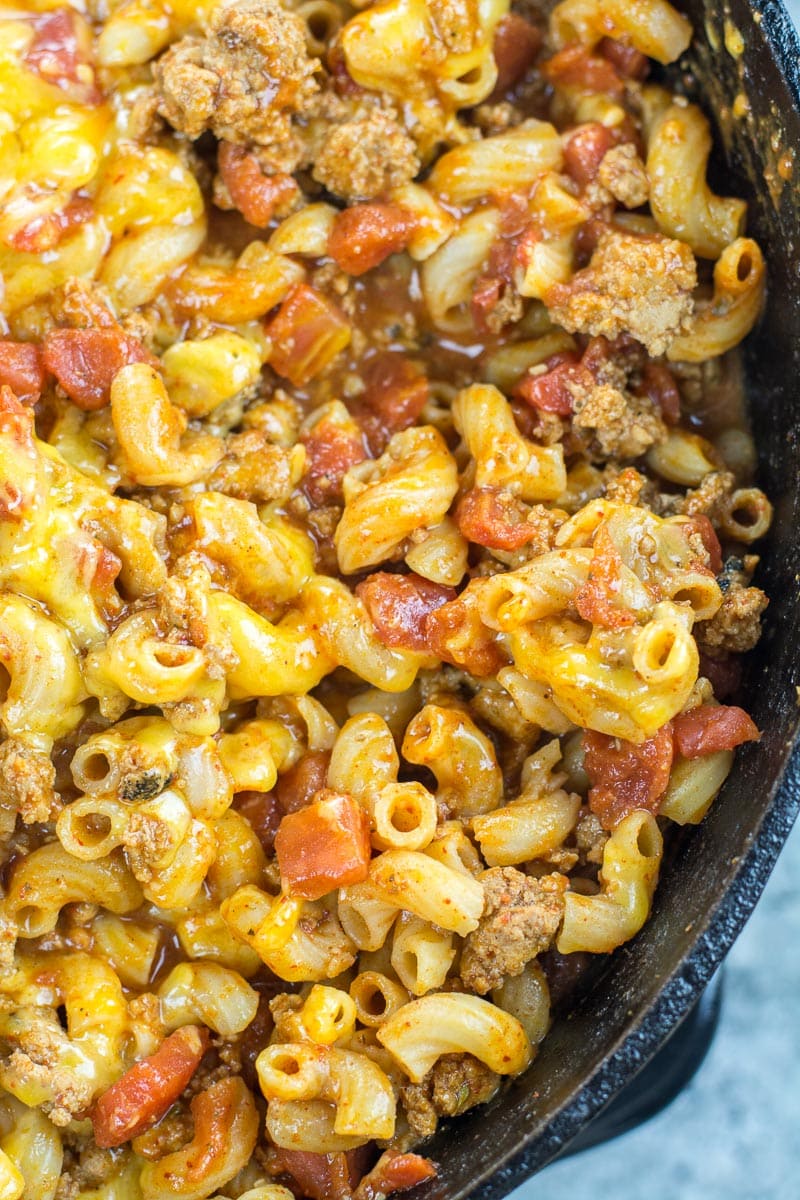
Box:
[488,14,542,100]
[275,790,372,900]
[0,342,45,403]
[575,524,637,630]
[672,704,760,758]
[354,1151,438,1199]
[23,9,101,102]
[543,46,626,99]
[563,122,617,188]
[514,354,586,417]
[300,410,367,506]
[357,571,455,651]
[583,724,674,829]
[7,197,94,255]
[217,142,299,227]
[273,1146,374,1200]
[91,1025,210,1149]
[42,328,156,411]
[425,593,508,678]
[598,36,650,81]
[455,487,537,551]
[353,352,429,455]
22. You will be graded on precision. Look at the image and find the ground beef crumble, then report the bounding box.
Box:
[122,811,175,883]
[567,348,667,461]
[696,580,768,654]
[546,229,697,356]
[1,1010,94,1126]
[678,469,735,520]
[400,1053,500,1140]
[460,867,567,995]
[312,110,420,201]
[574,808,608,866]
[155,0,318,157]
[572,380,666,460]
[54,1139,120,1200]
[597,143,649,209]
[0,739,61,833]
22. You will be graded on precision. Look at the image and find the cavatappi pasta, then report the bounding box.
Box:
[0,0,771,1196]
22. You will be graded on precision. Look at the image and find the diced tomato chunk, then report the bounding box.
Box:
[489,14,543,99]
[8,197,94,255]
[636,362,681,425]
[275,750,332,815]
[542,46,625,98]
[354,1151,438,1200]
[353,352,429,454]
[233,790,282,853]
[0,386,38,519]
[424,593,508,678]
[273,1147,374,1200]
[300,412,367,505]
[583,724,674,829]
[91,1025,209,1149]
[672,705,760,758]
[598,37,650,81]
[42,327,156,411]
[266,284,351,387]
[456,487,538,550]
[24,9,100,102]
[0,342,45,403]
[575,524,637,629]
[91,545,123,613]
[514,354,587,416]
[328,204,412,276]
[275,790,371,900]
[217,143,299,227]
[563,122,617,188]
[357,571,455,651]
[682,515,723,575]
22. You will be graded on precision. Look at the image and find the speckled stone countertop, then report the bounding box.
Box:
[512,6,800,1192]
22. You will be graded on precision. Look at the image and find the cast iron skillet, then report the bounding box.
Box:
[406,2,800,1194]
